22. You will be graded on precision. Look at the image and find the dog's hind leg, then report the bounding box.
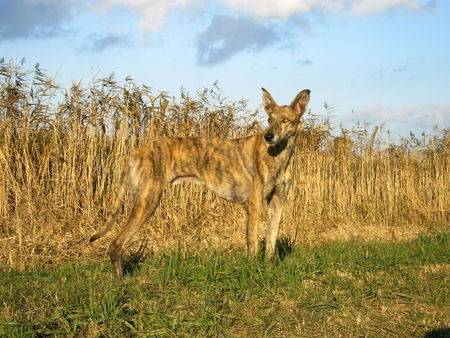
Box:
[109,180,163,279]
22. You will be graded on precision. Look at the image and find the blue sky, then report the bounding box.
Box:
[1,0,449,137]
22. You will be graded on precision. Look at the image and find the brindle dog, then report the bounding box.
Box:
[90,88,311,278]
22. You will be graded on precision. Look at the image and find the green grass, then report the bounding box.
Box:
[1,233,449,337]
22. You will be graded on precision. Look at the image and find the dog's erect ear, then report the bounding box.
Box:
[262,88,278,114]
[290,89,311,118]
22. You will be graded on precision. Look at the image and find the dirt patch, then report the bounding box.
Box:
[314,222,448,243]
[420,264,450,276]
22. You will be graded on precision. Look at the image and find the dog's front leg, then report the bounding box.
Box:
[245,183,263,258]
[265,181,291,260]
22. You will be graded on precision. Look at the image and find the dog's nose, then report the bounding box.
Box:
[264,133,274,142]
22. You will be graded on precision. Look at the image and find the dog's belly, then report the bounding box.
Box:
[171,176,251,204]
[205,182,252,204]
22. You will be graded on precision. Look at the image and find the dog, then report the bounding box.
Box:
[90,88,310,278]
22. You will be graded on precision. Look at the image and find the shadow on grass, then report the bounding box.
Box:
[424,328,450,337]
[259,236,294,261]
[123,239,149,277]
[122,235,295,277]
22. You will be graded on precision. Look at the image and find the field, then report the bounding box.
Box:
[0,61,449,336]
[1,234,449,336]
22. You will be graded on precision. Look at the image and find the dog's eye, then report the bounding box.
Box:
[268,117,273,124]
[282,118,290,123]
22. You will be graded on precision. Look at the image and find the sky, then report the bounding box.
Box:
[1,0,449,138]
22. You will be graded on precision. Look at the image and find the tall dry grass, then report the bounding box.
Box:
[0,61,448,267]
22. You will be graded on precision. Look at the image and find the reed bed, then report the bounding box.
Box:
[0,61,448,267]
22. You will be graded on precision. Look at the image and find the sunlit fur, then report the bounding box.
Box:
[90,88,311,279]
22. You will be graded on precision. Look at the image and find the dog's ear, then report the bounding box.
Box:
[290,89,310,118]
[262,88,278,114]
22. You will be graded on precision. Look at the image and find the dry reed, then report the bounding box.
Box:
[0,60,448,267]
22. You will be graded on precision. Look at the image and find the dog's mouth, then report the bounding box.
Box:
[264,133,293,151]
[264,132,284,147]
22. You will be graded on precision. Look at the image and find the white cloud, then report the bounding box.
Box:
[220,0,325,19]
[1,0,432,40]
[89,0,431,31]
[223,0,430,18]
[0,0,433,45]
[345,102,450,131]
[93,0,200,31]
[349,0,420,15]
[77,0,430,63]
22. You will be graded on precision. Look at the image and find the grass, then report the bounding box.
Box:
[1,233,449,337]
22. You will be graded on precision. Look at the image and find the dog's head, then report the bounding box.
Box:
[262,88,310,146]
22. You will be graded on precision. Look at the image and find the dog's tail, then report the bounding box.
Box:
[89,173,128,243]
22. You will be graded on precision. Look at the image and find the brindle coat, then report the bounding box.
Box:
[90,88,311,278]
